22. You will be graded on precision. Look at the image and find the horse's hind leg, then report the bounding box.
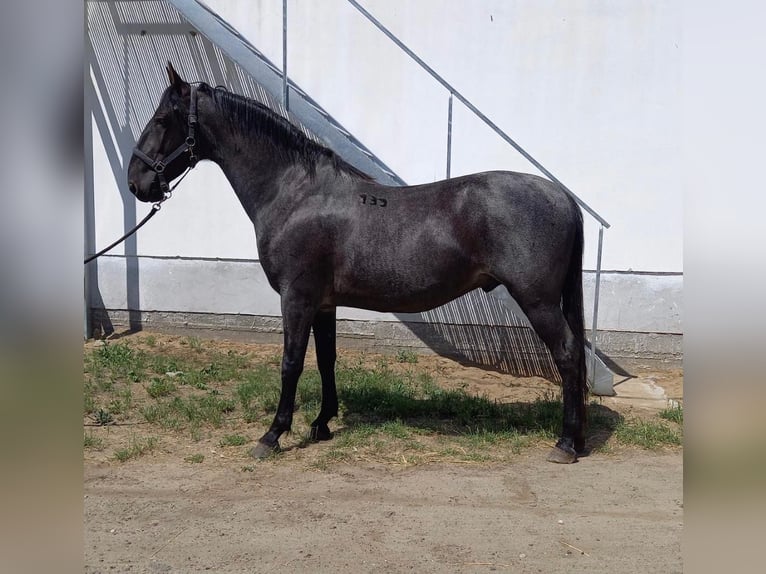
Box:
[519,300,586,464]
[309,308,338,441]
[250,295,315,459]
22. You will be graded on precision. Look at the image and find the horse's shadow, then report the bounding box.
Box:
[292,384,622,457]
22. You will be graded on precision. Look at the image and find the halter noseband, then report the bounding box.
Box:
[132,84,200,194]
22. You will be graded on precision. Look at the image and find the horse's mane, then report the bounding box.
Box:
[209,85,372,181]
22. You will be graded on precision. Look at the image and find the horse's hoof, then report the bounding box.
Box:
[546,446,578,464]
[308,424,334,442]
[249,441,279,460]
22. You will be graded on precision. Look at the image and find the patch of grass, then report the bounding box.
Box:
[180,370,209,390]
[220,434,249,447]
[176,352,249,389]
[184,453,204,463]
[143,335,157,347]
[149,355,182,375]
[395,349,419,364]
[84,432,105,450]
[614,418,682,449]
[114,436,158,462]
[141,393,235,430]
[181,336,203,352]
[377,419,413,439]
[297,371,322,405]
[140,402,183,430]
[146,377,177,399]
[84,381,97,415]
[236,365,282,419]
[107,398,127,416]
[190,426,204,442]
[334,424,378,449]
[184,393,236,426]
[659,404,683,425]
[87,342,147,383]
[83,335,683,469]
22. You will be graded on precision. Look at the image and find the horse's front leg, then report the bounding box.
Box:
[250,295,315,459]
[309,308,338,441]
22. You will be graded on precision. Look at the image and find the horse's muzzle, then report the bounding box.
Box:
[128,178,164,203]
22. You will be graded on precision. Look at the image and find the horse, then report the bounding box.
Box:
[128,62,588,464]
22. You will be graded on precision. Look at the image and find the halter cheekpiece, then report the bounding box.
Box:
[132,84,200,195]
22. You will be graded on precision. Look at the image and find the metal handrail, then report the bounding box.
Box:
[345,0,610,229]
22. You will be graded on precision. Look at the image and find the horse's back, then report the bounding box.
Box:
[320,170,580,311]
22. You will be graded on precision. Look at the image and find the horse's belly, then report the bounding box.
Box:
[332,259,485,313]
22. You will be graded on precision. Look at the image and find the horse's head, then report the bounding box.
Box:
[128,62,199,203]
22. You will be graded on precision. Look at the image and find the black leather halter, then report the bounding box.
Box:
[84,85,201,265]
[132,84,199,194]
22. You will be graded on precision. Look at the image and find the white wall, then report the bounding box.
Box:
[204,0,682,273]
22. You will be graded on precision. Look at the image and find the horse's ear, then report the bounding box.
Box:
[166,61,190,96]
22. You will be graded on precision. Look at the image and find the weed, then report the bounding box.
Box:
[84,433,105,450]
[395,349,419,364]
[96,378,115,392]
[140,402,182,430]
[659,404,683,425]
[142,394,235,429]
[119,387,134,410]
[150,355,182,375]
[90,342,147,381]
[114,436,158,462]
[84,382,97,415]
[236,366,281,415]
[190,426,203,442]
[184,453,204,463]
[182,336,203,352]
[92,409,114,426]
[181,370,209,390]
[107,398,126,415]
[220,434,249,447]
[144,335,157,347]
[378,419,412,439]
[146,377,177,399]
[614,418,682,449]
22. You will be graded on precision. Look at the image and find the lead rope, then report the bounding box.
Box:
[83,166,192,265]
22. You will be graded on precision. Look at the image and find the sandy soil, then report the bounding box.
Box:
[84,334,683,573]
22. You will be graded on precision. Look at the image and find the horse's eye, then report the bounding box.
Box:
[155,115,169,126]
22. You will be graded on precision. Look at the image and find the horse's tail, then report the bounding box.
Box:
[562,204,588,407]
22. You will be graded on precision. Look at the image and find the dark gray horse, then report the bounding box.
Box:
[128,63,587,463]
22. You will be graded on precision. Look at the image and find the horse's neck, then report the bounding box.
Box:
[203,112,291,228]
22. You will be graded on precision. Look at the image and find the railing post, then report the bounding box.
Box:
[446,92,453,179]
[282,0,289,111]
[590,225,605,384]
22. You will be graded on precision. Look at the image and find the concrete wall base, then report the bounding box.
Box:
[90,308,682,375]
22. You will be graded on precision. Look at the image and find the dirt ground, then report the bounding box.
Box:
[84,333,683,573]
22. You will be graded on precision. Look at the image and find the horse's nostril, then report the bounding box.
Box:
[128,182,137,195]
